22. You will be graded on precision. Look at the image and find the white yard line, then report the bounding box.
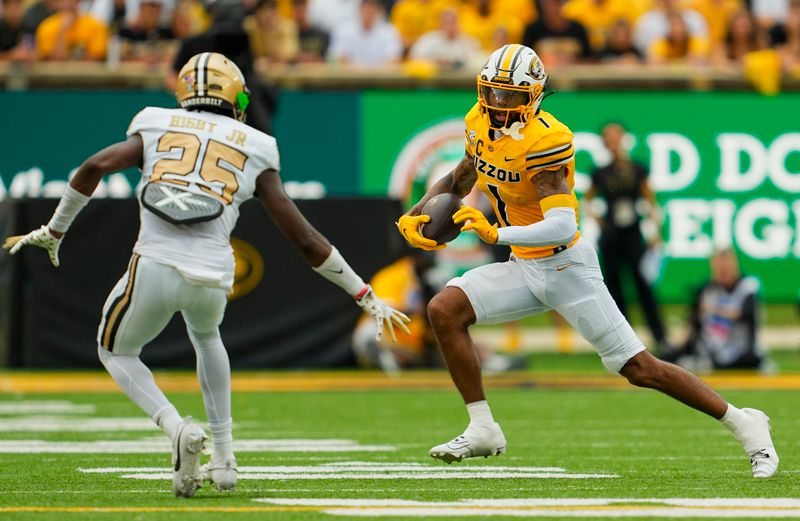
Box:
[0,418,156,432]
[325,506,800,517]
[0,438,396,453]
[80,465,566,474]
[118,471,618,480]
[0,401,95,414]
[79,462,614,480]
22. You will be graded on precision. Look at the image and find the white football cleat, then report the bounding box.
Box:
[430,422,506,463]
[738,408,779,478]
[202,458,238,491]
[172,417,208,498]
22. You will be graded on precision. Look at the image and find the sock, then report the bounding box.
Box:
[98,346,182,439]
[209,418,234,462]
[188,327,234,461]
[153,404,183,441]
[720,403,749,434]
[466,400,494,426]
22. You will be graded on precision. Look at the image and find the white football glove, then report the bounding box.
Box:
[355,285,411,342]
[2,225,62,267]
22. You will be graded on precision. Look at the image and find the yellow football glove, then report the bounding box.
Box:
[453,206,498,244]
[396,214,445,251]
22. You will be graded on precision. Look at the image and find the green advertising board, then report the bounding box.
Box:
[361,90,800,303]
[1,89,798,302]
[0,90,358,197]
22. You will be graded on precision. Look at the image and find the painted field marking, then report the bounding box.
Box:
[79,462,619,481]
[0,417,156,432]
[256,498,800,518]
[121,472,619,480]
[0,507,320,513]
[258,498,800,507]
[4,371,800,393]
[4,499,799,517]
[1,438,395,454]
[0,401,95,415]
[81,464,568,473]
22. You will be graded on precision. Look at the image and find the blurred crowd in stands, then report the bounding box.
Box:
[0,0,798,74]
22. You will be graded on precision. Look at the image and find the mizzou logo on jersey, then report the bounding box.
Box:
[474,156,521,183]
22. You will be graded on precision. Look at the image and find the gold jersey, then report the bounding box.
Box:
[463,103,580,259]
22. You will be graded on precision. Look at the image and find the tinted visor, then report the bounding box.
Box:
[480,86,530,110]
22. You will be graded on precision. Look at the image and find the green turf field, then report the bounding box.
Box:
[0,368,797,520]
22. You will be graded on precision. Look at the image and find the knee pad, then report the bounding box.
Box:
[558,296,645,373]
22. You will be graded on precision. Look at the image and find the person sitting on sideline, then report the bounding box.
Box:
[662,248,769,372]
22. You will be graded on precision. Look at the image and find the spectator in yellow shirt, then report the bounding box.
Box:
[562,0,643,51]
[684,0,743,45]
[494,0,536,26]
[391,0,457,51]
[460,0,524,51]
[35,0,108,60]
[648,12,709,64]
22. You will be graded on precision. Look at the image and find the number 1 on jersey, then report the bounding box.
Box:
[487,184,511,227]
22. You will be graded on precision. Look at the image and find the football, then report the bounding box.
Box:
[420,193,464,245]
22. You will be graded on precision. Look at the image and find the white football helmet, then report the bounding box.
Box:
[477,44,548,131]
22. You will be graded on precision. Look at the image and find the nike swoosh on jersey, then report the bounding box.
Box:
[556,264,576,271]
[328,269,344,274]
[504,156,517,162]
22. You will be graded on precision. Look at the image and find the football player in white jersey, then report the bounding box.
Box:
[3,52,410,498]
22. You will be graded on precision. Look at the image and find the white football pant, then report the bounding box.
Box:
[447,239,646,372]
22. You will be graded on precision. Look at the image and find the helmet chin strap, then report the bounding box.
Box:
[499,121,525,141]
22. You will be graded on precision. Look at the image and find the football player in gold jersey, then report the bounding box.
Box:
[397,44,778,477]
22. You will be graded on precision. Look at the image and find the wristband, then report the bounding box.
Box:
[312,246,366,296]
[48,185,91,233]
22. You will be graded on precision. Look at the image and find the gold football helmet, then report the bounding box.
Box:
[477,44,547,131]
[175,52,250,122]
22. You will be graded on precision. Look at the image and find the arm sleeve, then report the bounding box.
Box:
[495,205,577,247]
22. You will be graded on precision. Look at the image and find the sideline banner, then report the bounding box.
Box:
[364,91,800,302]
[1,198,405,368]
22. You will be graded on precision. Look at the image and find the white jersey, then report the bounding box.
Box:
[126,106,280,290]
